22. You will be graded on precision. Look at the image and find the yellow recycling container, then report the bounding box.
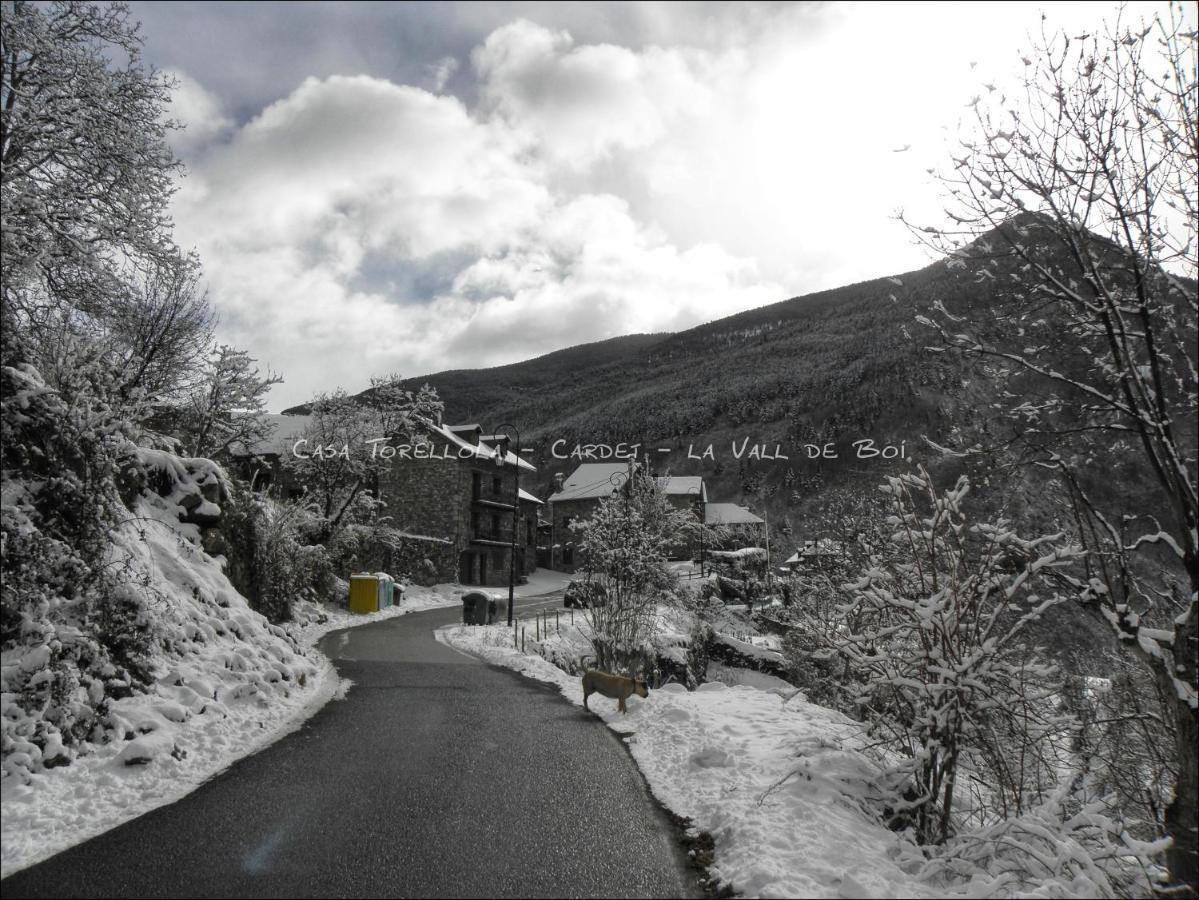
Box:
[349,574,380,614]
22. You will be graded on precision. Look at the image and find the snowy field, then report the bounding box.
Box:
[439,622,942,899]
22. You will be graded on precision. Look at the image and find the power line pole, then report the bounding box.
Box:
[763,508,772,588]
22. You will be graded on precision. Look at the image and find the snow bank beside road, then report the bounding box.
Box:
[439,622,939,899]
[287,581,466,646]
[1,560,461,879]
[2,498,326,877]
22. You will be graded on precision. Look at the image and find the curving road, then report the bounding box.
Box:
[2,592,696,899]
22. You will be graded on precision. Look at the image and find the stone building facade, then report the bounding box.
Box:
[229,415,539,588]
[374,423,540,587]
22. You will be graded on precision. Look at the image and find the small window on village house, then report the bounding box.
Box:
[493,475,502,497]
[491,513,500,538]
[472,472,482,500]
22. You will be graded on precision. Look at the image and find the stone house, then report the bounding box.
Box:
[228,415,539,587]
[374,422,540,587]
[545,462,706,573]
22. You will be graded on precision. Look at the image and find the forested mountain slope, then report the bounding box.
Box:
[290,216,1194,555]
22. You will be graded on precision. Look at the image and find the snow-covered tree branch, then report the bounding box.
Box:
[904,7,1198,889]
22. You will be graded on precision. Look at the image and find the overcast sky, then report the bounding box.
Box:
[129,0,1175,410]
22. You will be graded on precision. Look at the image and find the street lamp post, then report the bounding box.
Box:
[493,423,521,627]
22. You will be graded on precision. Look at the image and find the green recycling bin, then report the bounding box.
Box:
[377,577,394,609]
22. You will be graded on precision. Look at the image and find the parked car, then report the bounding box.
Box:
[563,579,608,609]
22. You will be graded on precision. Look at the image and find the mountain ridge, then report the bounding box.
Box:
[281,215,1195,555]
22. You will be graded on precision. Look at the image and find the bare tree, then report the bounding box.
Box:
[108,256,216,403]
[284,376,442,540]
[1,1,212,413]
[837,468,1083,845]
[906,6,1197,889]
[177,345,282,458]
[1,1,183,315]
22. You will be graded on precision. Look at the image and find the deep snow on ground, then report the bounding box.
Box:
[439,622,941,900]
[705,661,795,693]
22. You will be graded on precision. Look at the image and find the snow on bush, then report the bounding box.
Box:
[2,465,323,782]
[446,619,1167,899]
[2,356,154,772]
[2,359,328,786]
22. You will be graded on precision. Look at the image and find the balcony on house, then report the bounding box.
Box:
[471,470,517,508]
[470,507,520,548]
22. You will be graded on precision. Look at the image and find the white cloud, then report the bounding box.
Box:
[173,65,779,408]
[171,2,1175,410]
[428,55,460,92]
[473,20,712,167]
[448,194,777,355]
[164,69,234,157]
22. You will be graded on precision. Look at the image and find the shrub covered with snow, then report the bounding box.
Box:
[2,355,157,768]
[2,358,321,782]
[217,490,331,624]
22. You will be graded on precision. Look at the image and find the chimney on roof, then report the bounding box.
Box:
[553,472,565,491]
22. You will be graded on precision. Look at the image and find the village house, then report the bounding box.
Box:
[782,538,843,573]
[700,502,766,566]
[228,415,540,587]
[545,462,707,573]
[703,503,764,529]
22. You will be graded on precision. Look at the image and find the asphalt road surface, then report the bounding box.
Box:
[2,592,697,899]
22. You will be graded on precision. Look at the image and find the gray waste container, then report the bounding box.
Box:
[461,591,493,625]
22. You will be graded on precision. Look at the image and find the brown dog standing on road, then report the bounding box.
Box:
[582,669,648,714]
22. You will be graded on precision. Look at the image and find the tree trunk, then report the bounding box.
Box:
[1164,596,1198,897]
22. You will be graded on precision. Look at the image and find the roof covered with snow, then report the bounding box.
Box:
[709,547,767,559]
[784,539,843,564]
[518,488,543,505]
[662,475,705,500]
[548,463,633,502]
[548,463,706,503]
[705,503,763,526]
[427,420,536,472]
